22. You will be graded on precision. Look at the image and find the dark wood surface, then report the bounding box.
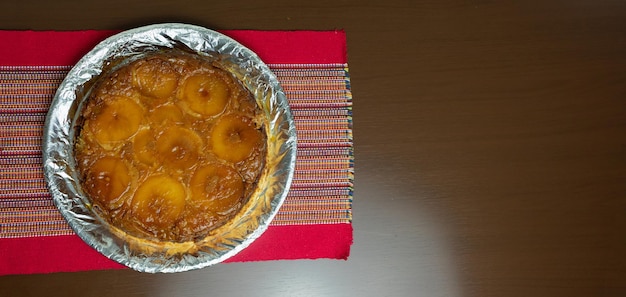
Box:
[1,1,625,296]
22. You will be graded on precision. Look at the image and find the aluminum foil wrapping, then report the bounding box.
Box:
[42,24,297,273]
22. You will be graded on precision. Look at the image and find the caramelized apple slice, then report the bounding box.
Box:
[210,114,262,163]
[132,128,158,166]
[178,72,230,116]
[190,161,244,213]
[84,156,132,210]
[88,96,143,145]
[155,126,203,170]
[131,174,186,229]
[149,103,184,125]
[131,57,179,100]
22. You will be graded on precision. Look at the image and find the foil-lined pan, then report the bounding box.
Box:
[42,23,297,273]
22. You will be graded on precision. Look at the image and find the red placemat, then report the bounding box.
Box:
[0,29,353,275]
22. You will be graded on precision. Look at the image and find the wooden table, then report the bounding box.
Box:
[0,1,624,296]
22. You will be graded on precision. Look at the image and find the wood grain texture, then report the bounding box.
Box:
[0,0,625,296]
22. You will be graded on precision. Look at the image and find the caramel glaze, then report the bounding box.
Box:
[75,52,266,242]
